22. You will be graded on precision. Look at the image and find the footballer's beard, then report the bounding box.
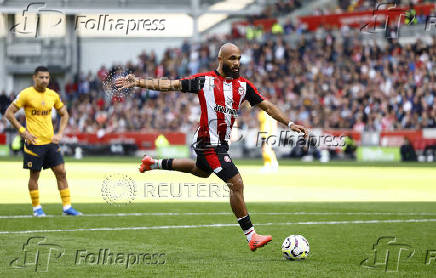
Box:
[39,84,48,91]
[34,83,48,92]
[222,63,240,79]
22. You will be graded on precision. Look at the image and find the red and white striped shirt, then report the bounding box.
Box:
[181,70,265,146]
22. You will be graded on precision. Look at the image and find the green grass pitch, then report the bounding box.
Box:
[0,158,435,277]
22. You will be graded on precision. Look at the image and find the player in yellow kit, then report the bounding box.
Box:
[5,66,82,217]
[258,110,278,172]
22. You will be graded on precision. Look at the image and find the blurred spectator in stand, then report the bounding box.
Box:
[400,137,417,161]
[0,90,11,115]
[65,78,78,105]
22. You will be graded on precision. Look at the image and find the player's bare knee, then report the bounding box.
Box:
[28,171,39,189]
[55,169,67,181]
[58,172,67,181]
[29,170,40,181]
[227,174,243,193]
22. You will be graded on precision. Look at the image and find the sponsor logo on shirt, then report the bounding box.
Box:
[31,109,51,116]
[214,104,238,117]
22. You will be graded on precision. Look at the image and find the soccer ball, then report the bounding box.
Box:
[281,235,310,260]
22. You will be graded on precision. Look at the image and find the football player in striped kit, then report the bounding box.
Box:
[116,43,308,251]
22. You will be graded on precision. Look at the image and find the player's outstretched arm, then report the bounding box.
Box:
[258,99,308,137]
[115,74,181,92]
[5,104,37,144]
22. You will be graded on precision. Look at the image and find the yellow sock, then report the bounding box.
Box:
[29,190,40,207]
[59,188,71,208]
[262,146,272,166]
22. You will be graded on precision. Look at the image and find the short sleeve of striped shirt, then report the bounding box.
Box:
[180,75,206,94]
[244,81,265,106]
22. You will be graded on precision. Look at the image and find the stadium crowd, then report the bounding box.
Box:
[0,6,435,135]
[65,31,436,134]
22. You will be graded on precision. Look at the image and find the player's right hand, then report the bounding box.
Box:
[289,123,309,139]
[115,74,137,89]
[21,130,37,145]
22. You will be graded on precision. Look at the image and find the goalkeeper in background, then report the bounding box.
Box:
[258,110,279,172]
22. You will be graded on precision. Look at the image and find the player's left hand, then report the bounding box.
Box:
[115,74,137,89]
[289,123,309,139]
[51,133,62,144]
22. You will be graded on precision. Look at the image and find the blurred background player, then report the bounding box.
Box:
[258,110,278,172]
[5,66,82,217]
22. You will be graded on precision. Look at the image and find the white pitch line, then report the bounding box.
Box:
[0,218,435,235]
[1,211,436,219]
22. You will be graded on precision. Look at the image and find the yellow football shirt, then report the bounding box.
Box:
[13,87,64,145]
[258,110,277,137]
